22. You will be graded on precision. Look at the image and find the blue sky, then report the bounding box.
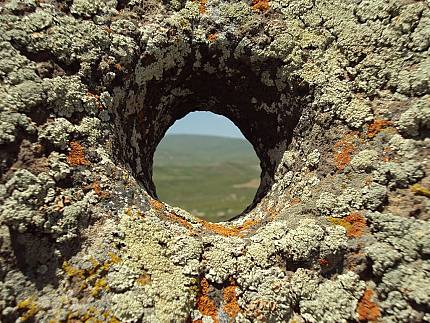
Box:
[166,111,245,139]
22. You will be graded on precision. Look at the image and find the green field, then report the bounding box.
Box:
[153,134,261,222]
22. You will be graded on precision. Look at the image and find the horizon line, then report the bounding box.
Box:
[163,133,247,140]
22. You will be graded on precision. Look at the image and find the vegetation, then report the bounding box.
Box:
[153,134,261,222]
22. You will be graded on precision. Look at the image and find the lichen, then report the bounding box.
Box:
[357,289,381,322]
[298,272,366,323]
[196,278,218,322]
[39,118,75,149]
[16,297,38,322]
[67,141,90,166]
[337,99,374,129]
[328,212,367,238]
[396,96,430,137]
[0,0,429,321]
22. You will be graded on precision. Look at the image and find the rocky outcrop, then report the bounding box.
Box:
[0,0,429,322]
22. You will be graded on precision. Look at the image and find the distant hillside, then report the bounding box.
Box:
[153,134,261,222]
[154,134,260,166]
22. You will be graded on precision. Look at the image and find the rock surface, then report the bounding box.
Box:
[0,0,429,322]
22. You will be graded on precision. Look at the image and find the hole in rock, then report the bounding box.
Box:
[152,111,261,222]
[110,36,311,222]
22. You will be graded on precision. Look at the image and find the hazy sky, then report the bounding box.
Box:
[166,111,245,139]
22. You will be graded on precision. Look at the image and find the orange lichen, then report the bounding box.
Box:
[252,0,269,12]
[149,199,165,211]
[382,146,393,162]
[199,219,258,237]
[149,198,260,236]
[344,212,366,237]
[194,0,207,14]
[328,212,366,238]
[54,195,71,212]
[62,260,85,280]
[289,197,301,206]
[124,208,145,219]
[196,278,219,323]
[367,119,393,138]
[411,183,430,198]
[92,181,109,198]
[357,289,381,322]
[165,211,195,232]
[266,205,280,219]
[149,199,197,232]
[333,132,358,170]
[223,279,241,318]
[67,141,90,166]
[207,33,218,42]
[102,311,121,323]
[236,219,259,231]
[334,142,354,170]
[86,92,104,111]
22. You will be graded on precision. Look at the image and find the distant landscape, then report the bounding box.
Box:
[153,134,261,222]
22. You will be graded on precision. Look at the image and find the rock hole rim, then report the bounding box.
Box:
[110,37,310,223]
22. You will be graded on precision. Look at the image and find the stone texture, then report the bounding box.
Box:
[0,0,429,322]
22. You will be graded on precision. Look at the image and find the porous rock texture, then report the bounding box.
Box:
[0,0,430,322]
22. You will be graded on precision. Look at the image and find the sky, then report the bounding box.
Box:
[166,111,245,139]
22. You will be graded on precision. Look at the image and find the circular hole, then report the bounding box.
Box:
[111,36,309,222]
[152,111,261,222]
